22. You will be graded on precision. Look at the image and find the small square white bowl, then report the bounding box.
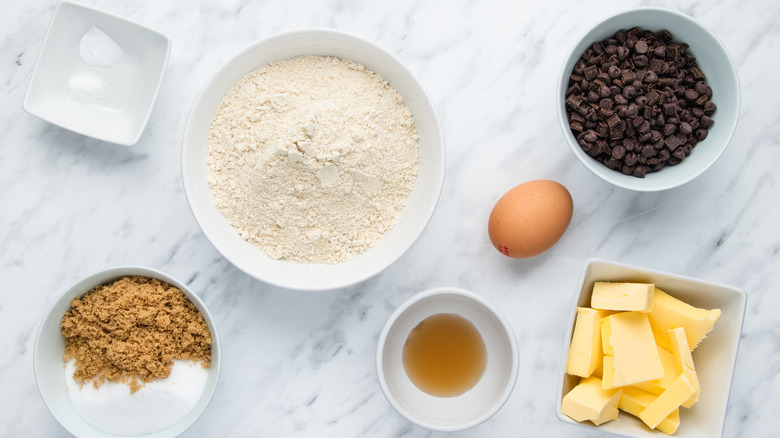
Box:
[23,1,170,146]
[555,258,746,437]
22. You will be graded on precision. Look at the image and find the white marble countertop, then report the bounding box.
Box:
[2,0,779,436]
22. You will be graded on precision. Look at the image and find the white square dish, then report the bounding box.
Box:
[555,258,746,437]
[23,1,170,146]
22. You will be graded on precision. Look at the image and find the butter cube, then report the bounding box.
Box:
[567,307,604,378]
[633,346,678,395]
[668,327,701,408]
[648,288,721,351]
[591,282,654,312]
[562,376,622,426]
[591,358,604,379]
[601,312,664,388]
[601,314,614,356]
[619,386,680,435]
[639,373,697,430]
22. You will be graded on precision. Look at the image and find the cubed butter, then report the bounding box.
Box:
[562,376,622,426]
[601,355,616,389]
[633,346,678,395]
[648,288,721,351]
[668,327,701,408]
[619,386,680,435]
[639,373,697,430]
[567,307,604,378]
[591,358,604,379]
[601,312,664,388]
[591,282,654,312]
[601,313,614,356]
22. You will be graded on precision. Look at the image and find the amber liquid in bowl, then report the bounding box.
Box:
[402,313,487,397]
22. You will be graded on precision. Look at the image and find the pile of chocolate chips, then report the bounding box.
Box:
[565,27,716,178]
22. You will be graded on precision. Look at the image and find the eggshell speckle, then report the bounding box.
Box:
[488,180,573,258]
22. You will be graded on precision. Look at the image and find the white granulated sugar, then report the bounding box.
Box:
[64,360,208,435]
[67,71,106,104]
[208,56,419,264]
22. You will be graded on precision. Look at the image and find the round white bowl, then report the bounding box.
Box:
[34,266,221,438]
[182,29,445,291]
[557,7,739,191]
[376,288,518,432]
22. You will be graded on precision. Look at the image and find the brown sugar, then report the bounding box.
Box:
[61,276,212,393]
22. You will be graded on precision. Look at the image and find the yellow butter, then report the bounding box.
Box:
[562,376,622,426]
[567,307,604,378]
[591,282,654,312]
[668,327,701,408]
[592,359,603,379]
[639,373,697,430]
[601,313,614,356]
[601,312,664,388]
[633,346,677,395]
[601,355,616,389]
[648,288,721,351]
[619,386,680,435]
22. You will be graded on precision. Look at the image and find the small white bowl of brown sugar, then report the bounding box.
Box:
[34,266,220,437]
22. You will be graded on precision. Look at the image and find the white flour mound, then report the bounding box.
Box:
[207,56,419,264]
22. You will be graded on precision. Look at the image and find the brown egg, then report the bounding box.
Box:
[488,180,573,258]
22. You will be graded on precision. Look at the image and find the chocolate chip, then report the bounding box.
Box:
[684,88,699,101]
[657,30,673,42]
[664,135,683,150]
[633,166,648,178]
[584,65,598,81]
[635,40,649,54]
[690,67,706,80]
[644,71,659,83]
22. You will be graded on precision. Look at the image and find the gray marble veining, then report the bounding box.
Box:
[2,0,779,436]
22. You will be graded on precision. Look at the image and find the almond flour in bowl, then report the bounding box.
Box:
[207,55,419,264]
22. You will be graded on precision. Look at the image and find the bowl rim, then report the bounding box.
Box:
[33,265,221,438]
[181,28,445,291]
[556,6,740,192]
[554,257,747,437]
[376,287,519,432]
[22,0,171,146]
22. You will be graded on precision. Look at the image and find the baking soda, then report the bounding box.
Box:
[79,26,123,66]
[65,359,209,435]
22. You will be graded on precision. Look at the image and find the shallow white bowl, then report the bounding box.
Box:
[182,29,445,291]
[34,266,221,438]
[557,7,739,191]
[556,258,746,437]
[23,1,170,146]
[377,287,518,432]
